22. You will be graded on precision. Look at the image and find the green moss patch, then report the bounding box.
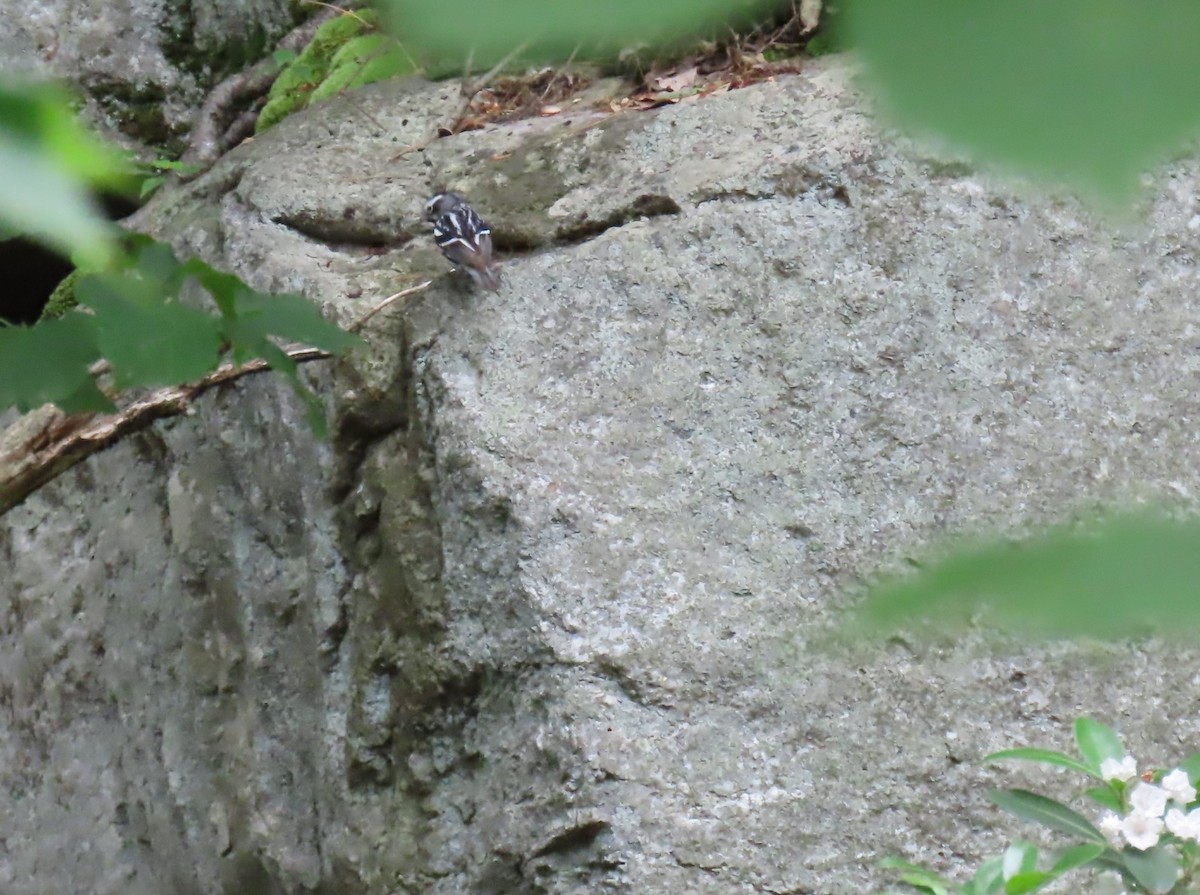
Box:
[257,11,419,133]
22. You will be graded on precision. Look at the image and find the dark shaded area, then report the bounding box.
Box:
[554,193,682,244]
[0,193,139,326]
[0,240,72,326]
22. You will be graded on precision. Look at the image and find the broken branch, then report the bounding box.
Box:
[0,346,329,517]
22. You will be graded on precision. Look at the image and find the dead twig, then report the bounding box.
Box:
[390,41,530,161]
[541,44,581,101]
[0,345,331,517]
[300,0,372,28]
[180,8,339,177]
[347,281,432,331]
[444,41,531,135]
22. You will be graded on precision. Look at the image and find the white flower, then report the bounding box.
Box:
[1099,811,1124,846]
[1101,755,1138,782]
[1121,810,1165,850]
[1162,768,1196,805]
[1166,807,1200,843]
[1130,782,1169,818]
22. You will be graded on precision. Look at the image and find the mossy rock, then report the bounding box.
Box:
[310,34,417,104]
[41,269,82,320]
[257,10,418,133]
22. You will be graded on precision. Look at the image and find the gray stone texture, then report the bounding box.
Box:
[0,0,300,145]
[4,56,1200,894]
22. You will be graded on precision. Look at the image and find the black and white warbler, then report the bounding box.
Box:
[424,192,501,291]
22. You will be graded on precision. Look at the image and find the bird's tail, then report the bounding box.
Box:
[469,262,502,291]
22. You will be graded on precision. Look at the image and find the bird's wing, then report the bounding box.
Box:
[435,209,494,272]
[436,231,491,269]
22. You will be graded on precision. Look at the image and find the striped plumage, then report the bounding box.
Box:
[424,192,501,291]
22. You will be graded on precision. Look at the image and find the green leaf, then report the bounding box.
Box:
[985,748,1095,777]
[851,513,1200,641]
[1176,753,1200,785]
[56,375,117,415]
[76,273,223,387]
[0,81,131,186]
[962,855,1005,895]
[1091,848,1136,877]
[229,292,360,355]
[878,858,952,895]
[225,329,330,438]
[987,789,1106,845]
[1048,843,1105,876]
[0,313,109,413]
[128,236,184,285]
[0,134,116,268]
[145,158,202,174]
[1002,841,1038,882]
[376,0,778,63]
[0,228,342,438]
[185,256,356,359]
[1084,785,1125,813]
[180,257,246,317]
[1075,719,1124,773]
[311,36,417,103]
[138,175,165,199]
[293,379,329,438]
[0,80,131,266]
[135,159,202,198]
[844,0,1200,203]
[1121,846,1182,895]
[182,254,352,437]
[1007,843,1106,894]
[1003,870,1047,895]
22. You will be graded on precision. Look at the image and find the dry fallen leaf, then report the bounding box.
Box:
[652,65,698,93]
[540,105,562,116]
[629,93,670,109]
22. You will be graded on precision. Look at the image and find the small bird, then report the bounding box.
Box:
[424,192,501,291]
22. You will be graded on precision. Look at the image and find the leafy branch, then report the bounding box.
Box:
[880,719,1200,895]
[0,73,439,519]
[0,346,328,517]
[0,279,429,517]
[0,235,360,421]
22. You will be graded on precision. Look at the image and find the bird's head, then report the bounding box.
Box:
[424,191,467,222]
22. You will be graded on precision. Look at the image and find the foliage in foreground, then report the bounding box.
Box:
[845,0,1200,203]
[5,5,1200,522]
[0,79,131,268]
[854,513,1200,642]
[372,0,782,66]
[369,0,1200,208]
[257,8,419,133]
[880,718,1200,895]
[0,235,358,435]
[0,76,358,440]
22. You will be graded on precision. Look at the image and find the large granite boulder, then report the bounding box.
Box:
[3,56,1200,894]
[0,0,301,146]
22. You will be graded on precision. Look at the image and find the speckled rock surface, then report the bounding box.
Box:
[4,56,1200,894]
[0,0,300,145]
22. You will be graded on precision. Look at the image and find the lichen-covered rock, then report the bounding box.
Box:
[4,57,1200,895]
